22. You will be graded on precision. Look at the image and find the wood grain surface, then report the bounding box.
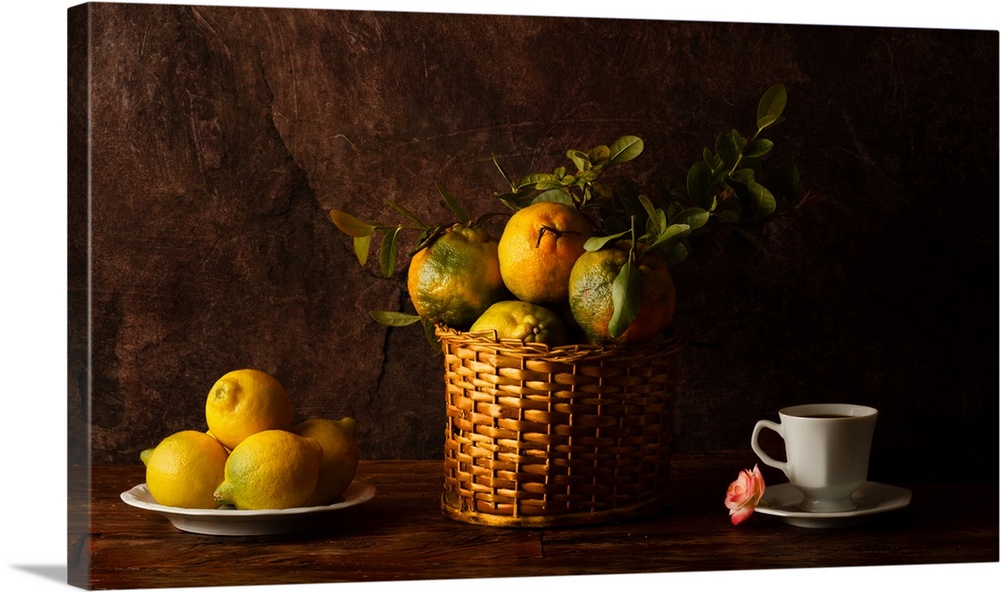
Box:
[74,453,997,589]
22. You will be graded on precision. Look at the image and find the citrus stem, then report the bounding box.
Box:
[535,225,584,248]
[627,215,638,263]
[726,127,765,178]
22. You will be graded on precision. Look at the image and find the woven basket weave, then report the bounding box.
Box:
[437,326,685,527]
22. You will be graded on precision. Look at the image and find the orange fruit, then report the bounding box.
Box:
[469,300,570,346]
[406,223,508,330]
[568,243,676,344]
[497,201,592,304]
[204,369,295,450]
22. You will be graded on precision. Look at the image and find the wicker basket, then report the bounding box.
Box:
[437,325,685,527]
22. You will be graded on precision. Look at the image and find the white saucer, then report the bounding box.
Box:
[754,481,911,528]
[120,479,376,536]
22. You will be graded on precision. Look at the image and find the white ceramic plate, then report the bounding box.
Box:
[120,480,376,536]
[755,481,911,528]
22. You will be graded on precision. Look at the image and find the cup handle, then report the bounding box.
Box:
[751,419,789,477]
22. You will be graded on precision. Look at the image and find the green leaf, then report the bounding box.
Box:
[379,226,400,277]
[411,224,442,255]
[757,115,785,131]
[757,84,787,130]
[748,182,777,218]
[703,147,723,172]
[744,138,774,158]
[608,136,644,165]
[514,172,554,191]
[421,318,441,349]
[492,152,516,191]
[588,145,611,162]
[589,181,613,200]
[609,259,641,339]
[370,310,423,327]
[329,210,374,238]
[648,223,691,252]
[535,179,565,190]
[716,131,741,169]
[729,168,755,185]
[435,183,469,226]
[670,207,711,230]
[584,231,628,252]
[533,189,574,205]
[385,200,425,227]
[567,149,590,172]
[660,242,690,266]
[574,170,599,185]
[637,194,658,221]
[645,209,668,241]
[496,192,534,211]
[353,235,371,266]
[686,162,715,209]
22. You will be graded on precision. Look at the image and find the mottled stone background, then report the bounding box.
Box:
[69,3,997,483]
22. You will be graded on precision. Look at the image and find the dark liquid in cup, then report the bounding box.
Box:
[802,413,852,418]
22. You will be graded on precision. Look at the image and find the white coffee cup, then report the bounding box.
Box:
[751,403,878,512]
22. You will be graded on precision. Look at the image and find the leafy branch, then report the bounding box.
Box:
[492,135,645,211]
[579,84,819,338]
[668,83,822,252]
[328,183,469,278]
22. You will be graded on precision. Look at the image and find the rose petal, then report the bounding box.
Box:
[724,465,767,525]
[730,505,754,525]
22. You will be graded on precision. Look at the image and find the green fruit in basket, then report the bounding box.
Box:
[469,300,570,346]
[213,429,322,510]
[292,417,361,506]
[568,243,676,345]
[406,223,509,330]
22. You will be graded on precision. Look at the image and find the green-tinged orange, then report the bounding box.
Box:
[469,300,570,346]
[568,244,676,345]
[406,223,508,329]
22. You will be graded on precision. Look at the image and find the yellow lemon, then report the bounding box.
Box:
[143,430,229,509]
[469,300,570,346]
[292,418,361,506]
[213,429,322,510]
[204,369,294,450]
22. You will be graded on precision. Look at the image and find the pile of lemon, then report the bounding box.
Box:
[139,369,360,510]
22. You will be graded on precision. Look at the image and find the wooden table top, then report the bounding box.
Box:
[72,451,998,590]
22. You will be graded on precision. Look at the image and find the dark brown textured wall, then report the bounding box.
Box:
[69,3,998,481]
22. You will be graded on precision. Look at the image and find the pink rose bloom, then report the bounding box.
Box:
[725,464,766,525]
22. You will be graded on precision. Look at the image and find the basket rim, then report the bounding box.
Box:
[435,324,686,361]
